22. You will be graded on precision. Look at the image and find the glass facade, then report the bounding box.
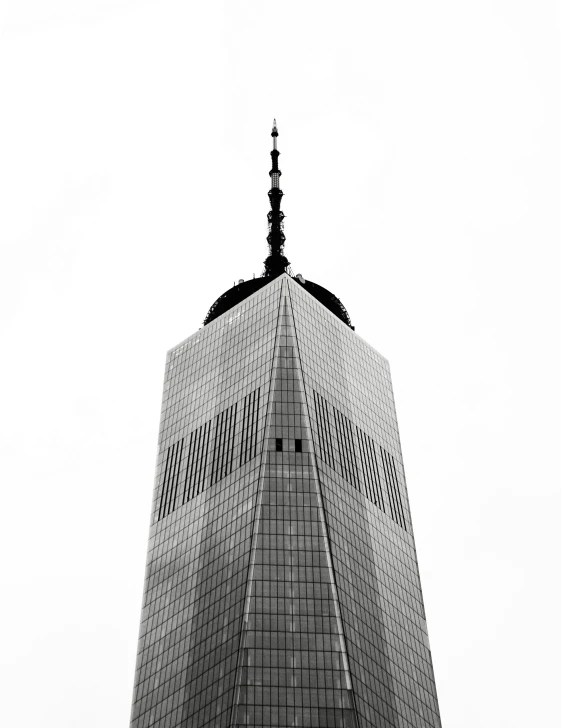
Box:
[130,274,441,728]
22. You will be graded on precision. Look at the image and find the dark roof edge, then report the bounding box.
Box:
[203,274,353,330]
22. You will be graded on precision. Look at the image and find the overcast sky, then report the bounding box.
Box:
[1,2,560,727]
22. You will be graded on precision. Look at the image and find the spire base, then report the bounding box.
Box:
[263,254,290,279]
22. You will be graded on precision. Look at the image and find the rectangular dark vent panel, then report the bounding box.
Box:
[312,389,408,531]
[157,387,261,521]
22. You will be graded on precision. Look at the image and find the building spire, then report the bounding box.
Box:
[264,119,290,277]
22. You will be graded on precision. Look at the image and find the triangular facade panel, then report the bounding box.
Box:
[231,283,359,727]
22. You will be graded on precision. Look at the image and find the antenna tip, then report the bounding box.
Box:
[271,119,278,136]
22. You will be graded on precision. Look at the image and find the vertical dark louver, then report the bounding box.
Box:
[379,446,396,523]
[331,408,360,490]
[210,414,221,486]
[191,426,202,502]
[248,390,256,461]
[313,391,328,465]
[253,389,260,459]
[331,409,343,478]
[343,415,360,489]
[367,435,385,512]
[239,394,248,467]
[182,432,195,505]
[162,442,177,517]
[192,425,203,494]
[389,453,407,528]
[201,420,212,494]
[331,408,346,481]
[380,447,407,530]
[157,438,185,520]
[356,428,374,503]
[322,397,336,469]
[212,410,226,484]
[211,402,238,484]
[194,421,210,496]
[157,445,173,521]
[240,387,261,465]
[229,402,238,474]
[170,438,184,513]
[247,392,254,463]
[246,392,254,464]
[166,440,180,517]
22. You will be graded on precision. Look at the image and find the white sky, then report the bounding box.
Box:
[1,2,560,726]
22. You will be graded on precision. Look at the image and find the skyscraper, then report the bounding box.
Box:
[130,123,441,728]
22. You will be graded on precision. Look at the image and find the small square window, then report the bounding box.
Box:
[295,439,302,453]
[276,438,283,452]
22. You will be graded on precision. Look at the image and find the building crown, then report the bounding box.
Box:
[202,122,353,329]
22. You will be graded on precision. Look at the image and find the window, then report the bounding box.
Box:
[276,438,283,452]
[295,439,302,452]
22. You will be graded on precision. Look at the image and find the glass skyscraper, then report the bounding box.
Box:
[130,123,441,728]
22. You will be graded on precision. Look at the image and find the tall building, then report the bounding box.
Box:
[130,123,441,728]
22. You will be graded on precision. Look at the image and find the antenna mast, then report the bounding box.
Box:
[264,120,290,277]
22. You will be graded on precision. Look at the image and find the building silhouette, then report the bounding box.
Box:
[130,123,441,728]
